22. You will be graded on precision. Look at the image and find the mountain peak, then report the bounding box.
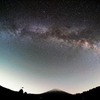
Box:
[50,88,63,92]
[43,88,71,95]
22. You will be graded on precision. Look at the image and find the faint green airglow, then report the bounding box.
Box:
[1,34,100,94]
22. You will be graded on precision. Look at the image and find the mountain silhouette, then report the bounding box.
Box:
[75,86,100,100]
[0,85,100,100]
[39,88,73,100]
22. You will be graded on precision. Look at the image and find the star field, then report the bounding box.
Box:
[0,0,100,94]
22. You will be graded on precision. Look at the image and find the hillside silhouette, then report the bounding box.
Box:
[0,85,100,100]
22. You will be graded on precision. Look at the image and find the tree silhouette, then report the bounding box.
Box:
[19,87,24,94]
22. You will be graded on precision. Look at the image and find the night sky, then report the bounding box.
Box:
[0,0,100,94]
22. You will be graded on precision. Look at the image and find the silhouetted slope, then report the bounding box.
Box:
[0,85,37,100]
[1,85,100,100]
[38,89,74,99]
[0,85,19,99]
[0,85,73,100]
[75,86,100,100]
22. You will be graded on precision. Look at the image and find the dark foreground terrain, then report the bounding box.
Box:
[0,85,100,100]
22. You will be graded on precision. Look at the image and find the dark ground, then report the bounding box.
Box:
[0,85,100,100]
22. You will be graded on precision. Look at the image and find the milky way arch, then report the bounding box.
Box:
[0,20,100,55]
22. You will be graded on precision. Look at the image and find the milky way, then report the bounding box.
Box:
[1,20,100,55]
[0,0,100,94]
[0,0,100,53]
